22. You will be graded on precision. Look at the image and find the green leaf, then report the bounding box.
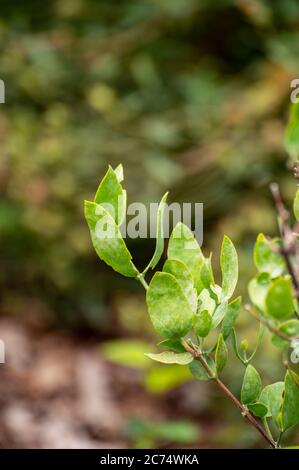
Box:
[84,200,137,277]
[167,222,204,293]
[221,296,242,340]
[200,255,215,289]
[294,189,299,222]
[94,165,125,226]
[260,382,284,424]
[248,276,270,311]
[189,356,215,381]
[220,235,238,301]
[215,334,228,374]
[241,365,262,405]
[158,338,186,353]
[265,277,295,320]
[281,371,299,431]
[143,192,168,273]
[163,259,197,312]
[198,288,216,316]
[285,102,299,160]
[146,351,193,365]
[146,272,193,338]
[194,309,212,338]
[254,233,285,278]
[212,301,228,329]
[114,163,124,182]
[101,339,152,368]
[247,402,268,418]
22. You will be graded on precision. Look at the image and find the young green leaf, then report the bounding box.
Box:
[200,255,215,289]
[281,371,299,431]
[114,163,124,182]
[146,272,194,338]
[265,277,295,320]
[194,310,212,338]
[221,296,242,340]
[158,338,186,353]
[259,382,284,424]
[285,102,299,160]
[94,165,125,226]
[254,233,285,278]
[220,235,238,301]
[212,301,228,329]
[145,351,194,365]
[248,276,270,311]
[84,200,138,277]
[215,334,228,374]
[279,319,299,337]
[163,259,197,312]
[189,356,215,381]
[167,222,204,293]
[143,192,168,273]
[294,189,299,222]
[247,402,268,418]
[241,365,262,405]
[198,288,216,316]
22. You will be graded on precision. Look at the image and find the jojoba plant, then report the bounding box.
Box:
[85,155,299,449]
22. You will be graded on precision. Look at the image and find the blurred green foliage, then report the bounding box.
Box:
[1,0,299,330]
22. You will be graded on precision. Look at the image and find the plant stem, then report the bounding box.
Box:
[137,273,149,290]
[245,304,299,343]
[182,340,277,449]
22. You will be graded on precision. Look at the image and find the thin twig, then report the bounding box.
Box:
[245,304,299,343]
[182,340,277,448]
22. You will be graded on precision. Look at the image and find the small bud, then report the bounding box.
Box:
[241,339,249,352]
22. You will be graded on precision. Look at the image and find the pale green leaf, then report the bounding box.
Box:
[254,233,285,278]
[220,235,238,301]
[241,365,262,405]
[146,272,193,338]
[285,102,299,160]
[221,296,242,340]
[212,301,228,329]
[294,189,299,222]
[215,333,228,374]
[260,382,284,424]
[281,371,299,431]
[114,163,124,182]
[265,277,295,320]
[167,222,204,292]
[189,355,215,381]
[200,255,215,289]
[163,259,197,312]
[145,351,193,365]
[198,288,216,316]
[94,165,125,226]
[84,200,137,277]
[248,276,270,311]
[194,309,212,338]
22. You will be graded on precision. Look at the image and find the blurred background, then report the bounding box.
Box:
[0,0,299,448]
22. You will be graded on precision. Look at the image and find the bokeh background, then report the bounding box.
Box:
[0,0,299,448]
